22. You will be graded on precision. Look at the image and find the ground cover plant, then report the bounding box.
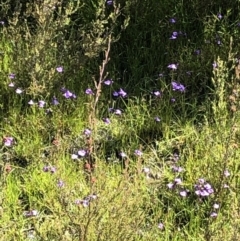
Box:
[0,0,240,240]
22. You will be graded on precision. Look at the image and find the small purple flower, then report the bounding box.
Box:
[174,178,182,185]
[52,97,59,105]
[194,178,214,197]
[57,180,65,188]
[16,88,23,94]
[210,212,218,217]
[167,63,178,70]
[169,18,176,23]
[85,88,94,95]
[118,88,127,97]
[114,109,122,115]
[167,182,174,189]
[9,73,15,79]
[56,66,63,73]
[43,166,56,173]
[224,169,230,177]
[63,90,76,99]
[43,166,49,172]
[3,137,14,147]
[158,222,164,230]
[104,79,113,85]
[8,82,15,87]
[78,149,87,157]
[153,91,161,97]
[113,91,119,97]
[134,150,143,156]
[217,13,223,19]
[171,98,176,102]
[171,81,185,92]
[113,89,127,98]
[172,165,184,172]
[154,117,161,122]
[213,61,218,69]
[83,129,91,136]
[23,210,39,217]
[38,100,45,108]
[106,0,113,5]
[180,190,188,197]
[103,118,111,124]
[194,49,201,55]
[170,31,178,39]
[50,167,56,173]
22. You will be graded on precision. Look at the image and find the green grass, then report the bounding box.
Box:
[0,0,240,240]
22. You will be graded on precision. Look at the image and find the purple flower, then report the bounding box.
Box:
[217,13,223,19]
[56,66,63,73]
[174,178,182,185]
[171,81,185,92]
[171,98,176,102]
[63,90,76,99]
[3,137,14,147]
[106,0,113,5]
[43,166,49,172]
[169,18,176,23]
[52,97,59,105]
[158,222,164,230]
[114,109,122,115]
[8,82,15,87]
[57,180,65,188]
[78,149,87,157]
[210,212,218,217]
[170,31,178,39]
[83,129,91,136]
[213,61,218,69]
[118,88,127,97]
[194,178,214,197]
[113,91,119,97]
[50,167,56,173]
[113,89,127,98]
[172,165,184,172]
[167,63,178,70]
[167,182,174,189]
[180,190,188,197]
[43,166,56,173]
[134,150,143,156]
[85,88,94,95]
[9,73,15,79]
[194,49,201,55]
[153,90,161,97]
[103,118,111,124]
[23,210,39,217]
[104,79,113,85]
[224,169,230,177]
[38,100,45,108]
[154,116,161,122]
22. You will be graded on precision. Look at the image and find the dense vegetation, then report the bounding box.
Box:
[0,0,240,240]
